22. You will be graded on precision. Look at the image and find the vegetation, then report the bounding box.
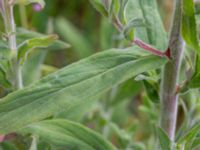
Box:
[0,0,200,149]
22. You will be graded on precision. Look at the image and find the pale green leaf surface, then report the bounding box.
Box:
[189,56,200,88]
[16,28,70,50]
[124,0,167,51]
[89,0,108,17]
[0,46,166,134]
[182,0,200,55]
[18,35,58,64]
[22,51,46,86]
[157,127,171,150]
[24,119,116,150]
[178,123,200,144]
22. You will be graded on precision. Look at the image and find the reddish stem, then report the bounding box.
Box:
[133,38,169,58]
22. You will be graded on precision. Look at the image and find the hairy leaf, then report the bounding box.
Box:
[182,0,200,55]
[24,119,116,150]
[0,46,166,134]
[17,28,70,51]
[18,35,58,64]
[189,56,200,88]
[178,123,200,144]
[124,0,167,50]
[157,127,171,150]
[89,0,108,17]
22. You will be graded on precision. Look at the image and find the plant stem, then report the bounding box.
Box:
[160,0,184,141]
[1,0,23,89]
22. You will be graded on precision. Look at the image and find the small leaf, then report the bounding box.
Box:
[123,18,146,41]
[182,0,200,55]
[17,35,58,64]
[109,0,120,17]
[22,51,46,86]
[188,56,200,88]
[89,0,108,17]
[0,68,11,88]
[23,119,116,150]
[157,127,172,150]
[191,137,200,149]
[0,62,11,88]
[124,0,167,50]
[178,123,200,144]
[143,80,159,103]
[17,28,70,51]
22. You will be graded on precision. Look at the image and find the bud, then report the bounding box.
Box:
[32,3,43,12]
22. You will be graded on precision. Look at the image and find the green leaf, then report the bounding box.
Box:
[123,18,146,41]
[182,0,200,89]
[143,80,159,103]
[22,51,46,86]
[124,0,167,50]
[188,56,200,88]
[191,137,200,149]
[109,0,120,17]
[17,35,58,64]
[110,79,142,106]
[17,28,70,51]
[15,0,45,8]
[55,18,93,58]
[0,61,11,88]
[178,123,200,145]
[89,0,108,17]
[182,0,200,55]
[0,67,11,88]
[24,119,116,150]
[0,41,11,60]
[157,127,172,150]
[0,46,166,134]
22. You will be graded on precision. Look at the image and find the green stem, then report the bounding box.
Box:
[1,1,23,89]
[160,0,184,141]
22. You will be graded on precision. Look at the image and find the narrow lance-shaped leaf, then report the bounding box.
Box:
[0,67,11,88]
[0,46,167,134]
[109,0,120,17]
[177,123,200,145]
[23,119,116,150]
[182,0,200,89]
[188,56,200,88]
[182,0,200,55]
[123,18,146,41]
[157,127,172,150]
[16,28,70,50]
[89,0,108,17]
[17,35,58,64]
[124,0,167,51]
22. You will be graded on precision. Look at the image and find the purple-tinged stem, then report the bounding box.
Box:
[132,38,169,58]
[160,0,184,141]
